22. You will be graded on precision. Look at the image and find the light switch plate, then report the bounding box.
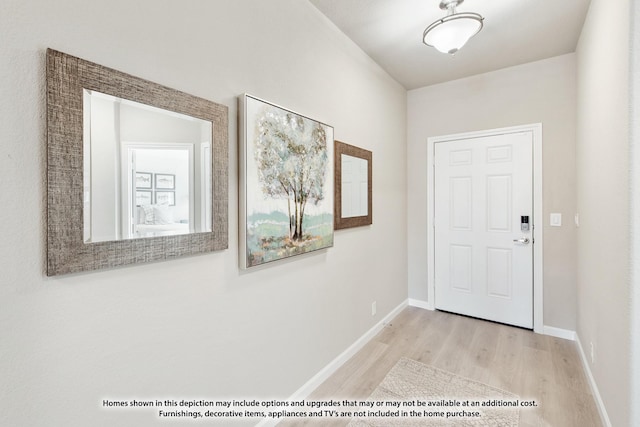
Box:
[550,213,562,227]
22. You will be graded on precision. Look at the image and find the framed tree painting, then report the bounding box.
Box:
[239,94,334,268]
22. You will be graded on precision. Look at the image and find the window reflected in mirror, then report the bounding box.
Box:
[82,90,212,243]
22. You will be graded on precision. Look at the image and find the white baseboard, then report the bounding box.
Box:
[256,299,408,427]
[575,335,612,427]
[408,298,433,310]
[542,325,576,341]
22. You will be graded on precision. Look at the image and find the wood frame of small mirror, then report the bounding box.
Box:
[46,49,228,275]
[334,141,372,230]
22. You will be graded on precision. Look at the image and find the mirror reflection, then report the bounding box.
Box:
[341,154,369,218]
[83,90,213,243]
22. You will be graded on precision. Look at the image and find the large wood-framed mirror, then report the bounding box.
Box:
[46,49,228,275]
[334,140,372,230]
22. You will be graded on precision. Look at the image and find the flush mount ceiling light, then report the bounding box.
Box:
[423,0,484,55]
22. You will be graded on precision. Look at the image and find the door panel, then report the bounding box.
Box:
[487,174,512,232]
[450,244,472,292]
[450,177,472,230]
[486,247,512,298]
[434,132,533,328]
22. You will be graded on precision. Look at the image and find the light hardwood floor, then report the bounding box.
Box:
[279,307,601,427]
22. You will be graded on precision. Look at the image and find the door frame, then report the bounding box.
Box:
[426,123,543,333]
[121,142,196,238]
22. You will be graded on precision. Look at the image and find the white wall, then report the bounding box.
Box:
[631,3,640,425]
[0,1,407,426]
[575,0,630,425]
[407,54,577,330]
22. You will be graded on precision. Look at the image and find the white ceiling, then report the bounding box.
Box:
[309,0,592,90]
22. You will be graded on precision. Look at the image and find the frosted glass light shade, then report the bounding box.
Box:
[423,12,483,54]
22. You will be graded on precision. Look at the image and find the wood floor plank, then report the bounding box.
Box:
[309,339,389,400]
[489,324,525,391]
[432,313,480,375]
[549,337,592,393]
[276,308,602,427]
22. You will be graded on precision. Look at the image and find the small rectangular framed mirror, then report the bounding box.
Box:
[334,140,372,230]
[46,49,228,275]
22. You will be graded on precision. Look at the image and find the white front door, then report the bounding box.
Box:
[434,131,533,328]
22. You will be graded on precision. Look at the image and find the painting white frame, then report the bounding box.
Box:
[239,94,334,269]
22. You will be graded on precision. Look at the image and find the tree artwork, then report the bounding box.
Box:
[241,95,334,268]
[254,109,328,241]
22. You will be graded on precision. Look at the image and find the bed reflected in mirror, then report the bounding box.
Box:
[83,90,213,243]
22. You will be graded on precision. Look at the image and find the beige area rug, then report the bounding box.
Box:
[347,358,519,426]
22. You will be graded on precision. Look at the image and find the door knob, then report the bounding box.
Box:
[513,237,530,244]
